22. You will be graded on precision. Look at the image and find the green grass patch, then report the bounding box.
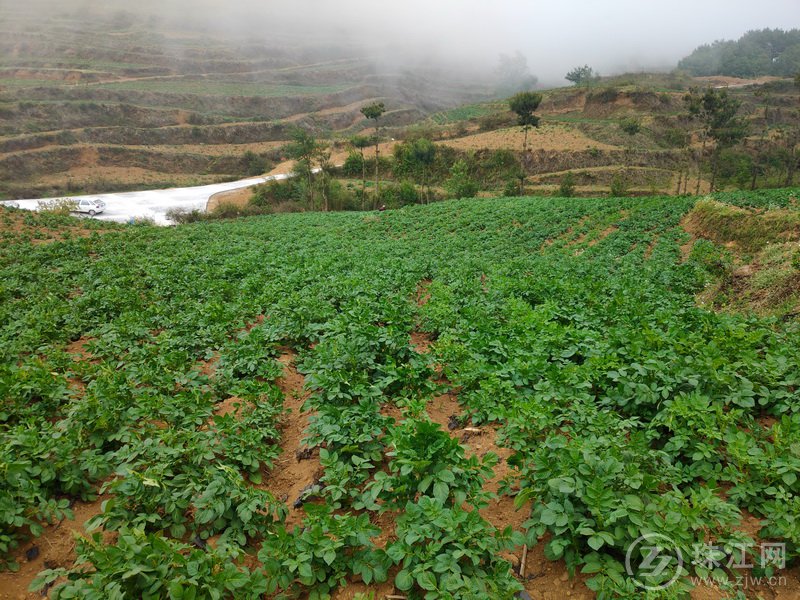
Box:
[94,80,354,97]
[429,103,500,125]
[687,198,800,252]
[0,78,67,89]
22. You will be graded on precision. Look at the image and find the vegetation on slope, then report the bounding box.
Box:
[684,195,800,316]
[0,188,799,598]
[679,28,800,78]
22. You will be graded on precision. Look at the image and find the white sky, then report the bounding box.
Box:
[219,0,800,83]
[6,0,800,83]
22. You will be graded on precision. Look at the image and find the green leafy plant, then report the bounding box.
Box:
[366,418,496,509]
[31,528,265,599]
[558,171,576,197]
[386,497,523,598]
[257,507,390,598]
[512,407,749,594]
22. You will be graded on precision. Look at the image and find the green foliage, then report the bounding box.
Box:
[684,88,748,166]
[343,151,365,177]
[360,102,386,123]
[95,430,286,544]
[393,137,437,179]
[2,189,800,600]
[688,238,734,277]
[251,179,302,207]
[429,104,498,126]
[508,92,542,133]
[166,207,207,224]
[392,138,438,202]
[37,198,79,215]
[503,179,520,197]
[716,148,756,189]
[381,181,420,207]
[619,118,641,137]
[350,135,372,151]
[258,508,390,597]
[444,160,478,199]
[565,65,598,86]
[688,198,800,252]
[659,127,691,149]
[242,151,266,177]
[386,497,523,599]
[366,419,496,509]
[361,102,387,202]
[609,173,628,197]
[511,403,749,594]
[588,87,619,104]
[679,28,800,77]
[558,171,576,197]
[31,528,265,599]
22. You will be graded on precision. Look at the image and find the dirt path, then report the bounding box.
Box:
[261,351,320,529]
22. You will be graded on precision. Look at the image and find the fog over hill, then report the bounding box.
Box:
[3,0,799,86]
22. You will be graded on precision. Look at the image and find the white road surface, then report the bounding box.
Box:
[4,173,289,225]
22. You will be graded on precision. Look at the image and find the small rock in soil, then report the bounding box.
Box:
[41,580,55,596]
[295,447,314,461]
[293,483,321,508]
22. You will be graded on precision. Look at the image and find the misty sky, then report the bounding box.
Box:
[210,0,800,83]
[5,0,800,84]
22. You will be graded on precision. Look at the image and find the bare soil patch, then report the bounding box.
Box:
[32,166,223,189]
[206,187,253,212]
[213,395,250,419]
[693,75,780,89]
[439,124,618,153]
[588,225,619,246]
[262,351,319,528]
[66,336,96,362]
[0,496,108,600]
[520,539,594,600]
[427,392,462,432]
[409,331,432,355]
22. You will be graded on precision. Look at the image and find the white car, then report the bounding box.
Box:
[73,198,106,216]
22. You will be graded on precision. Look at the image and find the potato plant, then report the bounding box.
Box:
[0,188,798,598]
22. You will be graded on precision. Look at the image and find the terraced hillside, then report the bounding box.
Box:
[0,4,492,199]
[415,73,800,197]
[0,188,799,599]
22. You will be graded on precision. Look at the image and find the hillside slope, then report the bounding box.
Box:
[0,4,493,199]
[1,190,799,599]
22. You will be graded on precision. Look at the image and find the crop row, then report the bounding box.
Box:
[0,189,798,598]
